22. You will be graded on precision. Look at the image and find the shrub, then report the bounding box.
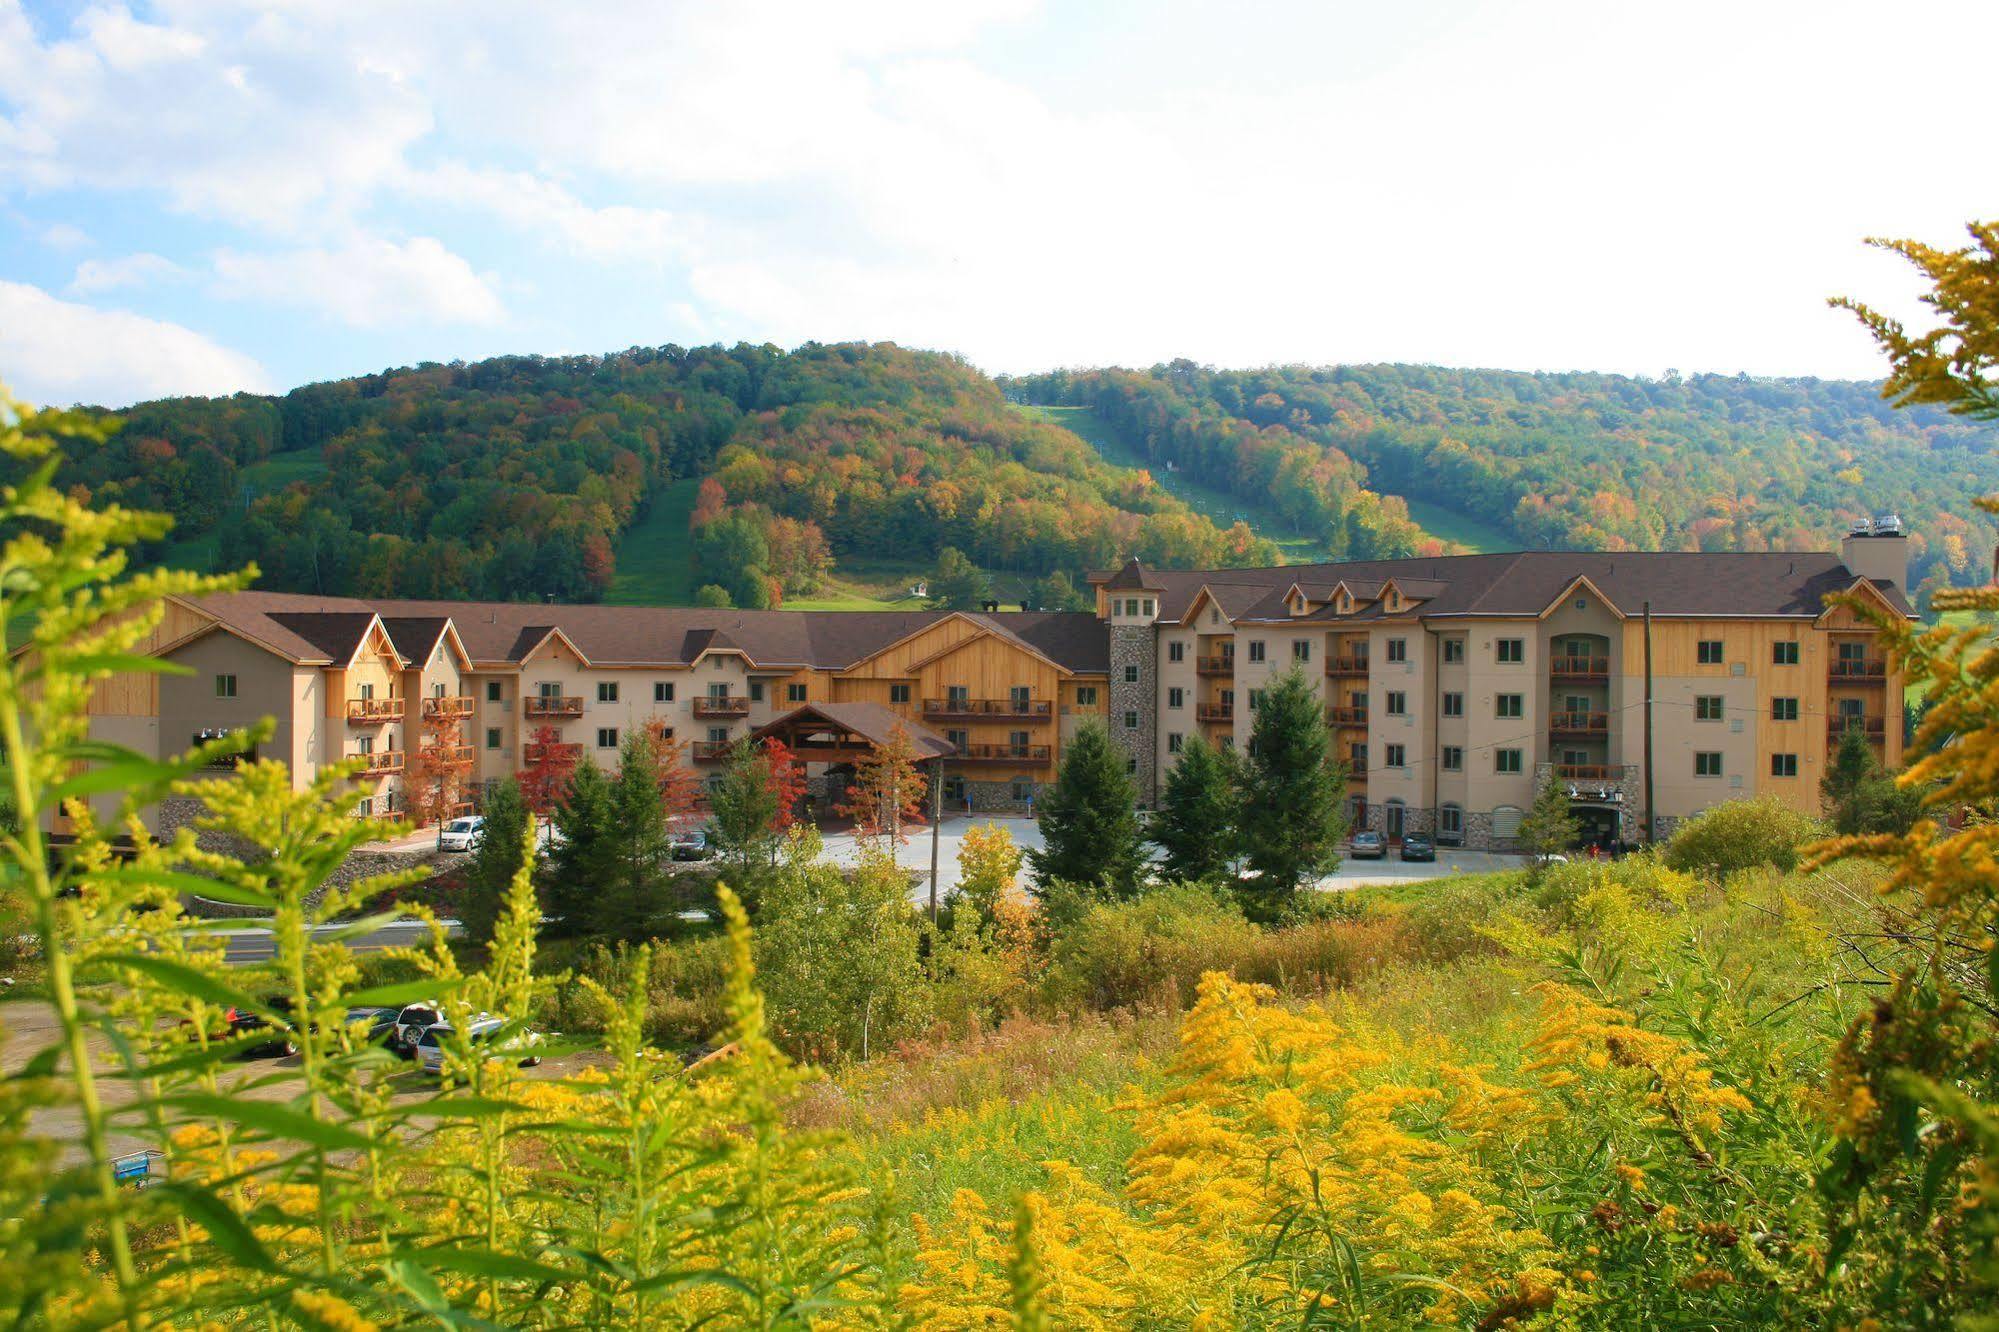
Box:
[1044,882,1260,1010]
[1663,795,1825,878]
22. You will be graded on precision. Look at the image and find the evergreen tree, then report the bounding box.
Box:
[1027,721,1144,897]
[593,729,677,941]
[929,546,993,610]
[460,778,531,948]
[1152,736,1241,884]
[1821,725,1925,835]
[1238,667,1347,915]
[548,759,616,935]
[1517,777,1580,875]
[708,738,783,898]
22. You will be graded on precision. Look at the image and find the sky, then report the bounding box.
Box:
[0,0,1992,407]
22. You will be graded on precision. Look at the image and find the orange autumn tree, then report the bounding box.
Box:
[838,723,929,865]
[763,736,808,832]
[517,722,578,815]
[645,720,706,839]
[405,707,472,831]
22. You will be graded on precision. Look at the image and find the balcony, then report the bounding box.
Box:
[1829,658,1887,684]
[524,695,584,720]
[956,743,1053,764]
[921,697,1053,721]
[347,697,405,725]
[1550,656,1609,682]
[691,740,733,762]
[1556,764,1620,782]
[421,743,474,767]
[1828,716,1887,741]
[1195,655,1235,677]
[1549,710,1610,739]
[1195,702,1234,723]
[1325,656,1370,678]
[1326,705,1369,727]
[523,741,582,765]
[354,749,404,775]
[421,695,474,720]
[692,695,751,719]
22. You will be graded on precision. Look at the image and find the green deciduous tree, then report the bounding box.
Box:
[1027,720,1144,897]
[1238,668,1346,915]
[928,546,992,610]
[1152,736,1241,884]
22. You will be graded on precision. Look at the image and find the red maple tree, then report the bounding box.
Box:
[517,723,578,814]
[761,736,808,832]
[646,720,706,835]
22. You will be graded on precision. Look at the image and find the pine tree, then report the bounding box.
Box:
[1153,735,1242,884]
[1821,724,1924,834]
[1027,720,1143,897]
[461,777,531,948]
[548,758,616,934]
[594,728,677,941]
[1517,777,1580,872]
[709,739,783,895]
[1238,667,1346,914]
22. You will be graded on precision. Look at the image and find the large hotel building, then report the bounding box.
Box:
[73,525,1912,850]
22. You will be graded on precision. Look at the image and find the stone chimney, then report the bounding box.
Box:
[1840,515,1909,601]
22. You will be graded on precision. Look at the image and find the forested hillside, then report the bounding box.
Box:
[57,344,1280,606]
[1012,361,1999,603]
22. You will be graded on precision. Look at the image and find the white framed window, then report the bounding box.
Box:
[1441,746,1463,771]
[1496,638,1524,664]
[1384,743,1406,768]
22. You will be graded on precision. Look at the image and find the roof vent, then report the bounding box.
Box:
[1848,518,1873,537]
[1872,513,1904,536]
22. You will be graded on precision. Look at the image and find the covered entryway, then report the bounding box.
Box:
[749,703,956,825]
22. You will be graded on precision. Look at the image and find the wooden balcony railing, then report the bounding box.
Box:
[1549,710,1610,737]
[1325,656,1370,677]
[1556,764,1620,781]
[921,697,1053,721]
[1828,716,1886,740]
[422,696,474,720]
[691,740,733,762]
[692,695,751,719]
[422,743,475,766]
[347,697,405,725]
[523,741,583,765]
[1829,659,1887,683]
[1195,655,1235,677]
[1550,656,1610,681]
[1195,702,1234,723]
[355,749,404,774]
[524,695,584,719]
[956,743,1053,764]
[1326,706,1369,727]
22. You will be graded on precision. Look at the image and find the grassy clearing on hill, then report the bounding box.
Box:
[605,477,701,605]
[1400,495,1514,552]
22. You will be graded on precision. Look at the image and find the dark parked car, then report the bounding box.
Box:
[1398,833,1436,862]
[223,999,299,1058]
[1350,831,1386,860]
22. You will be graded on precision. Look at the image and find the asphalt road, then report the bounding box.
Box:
[214,919,451,965]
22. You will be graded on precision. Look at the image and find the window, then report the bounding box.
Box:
[358,682,374,700]
[1496,638,1525,664]
[1126,758,1140,774]
[1167,641,1184,663]
[889,684,911,705]
[1442,692,1464,718]
[1386,638,1407,663]
[597,682,619,703]
[1168,686,1185,708]
[1123,710,1139,730]
[1247,641,1266,663]
[596,727,619,749]
[1351,743,1368,768]
[1247,689,1266,713]
[1442,638,1465,664]
[1697,640,1725,665]
[1076,686,1098,706]
[1772,696,1799,722]
[1124,664,1141,684]
[1773,641,1800,666]
[1496,748,1524,774]
[1167,732,1184,755]
[947,729,969,750]
[1442,746,1464,771]
[485,727,502,750]
[653,682,674,703]
[1143,599,1155,616]
[1012,778,1035,802]
[1496,693,1523,719]
[1384,743,1406,768]
[1218,735,1234,750]
[1009,730,1030,754]
[1122,598,1138,616]
[1439,804,1463,835]
[486,681,503,702]
[1695,695,1723,721]
[1562,748,1589,767]
[787,683,807,703]
[215,673,237,698]
[1771,753,1799,778]
[356,797,373,818]
[1385,690,1407,716]
[741,680,760,703]
[1695,751,1724,777]
[1292,639,1312,662]
[355,735,374,756]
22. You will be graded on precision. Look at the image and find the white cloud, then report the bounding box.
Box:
[39,221,90,249]
[0,280,270,405]
[403,162,681,262]
[210,234,503,327]
[69,252,187,294]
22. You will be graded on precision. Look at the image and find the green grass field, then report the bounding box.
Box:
[1017,403,1511,558]
[605,478,702,605]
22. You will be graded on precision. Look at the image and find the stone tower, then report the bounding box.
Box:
[1102,557,1162,805]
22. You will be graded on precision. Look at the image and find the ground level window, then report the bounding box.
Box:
[1012,778,1034,802]
[1438,804,1463,836]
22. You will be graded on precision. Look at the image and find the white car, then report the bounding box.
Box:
[438,815,484,852]
[414,1017,543,1075]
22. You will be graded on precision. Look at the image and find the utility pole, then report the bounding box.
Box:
[1642,600,1656,847]
[927,759,943,923]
